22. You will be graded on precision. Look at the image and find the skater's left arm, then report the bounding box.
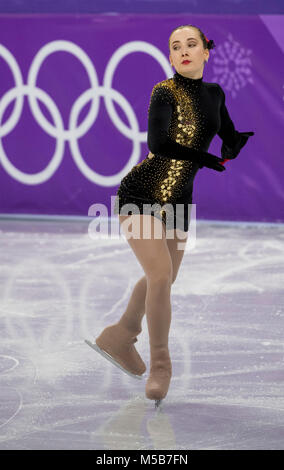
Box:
[217,84,255,160]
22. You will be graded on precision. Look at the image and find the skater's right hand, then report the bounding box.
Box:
[198,153,226,172]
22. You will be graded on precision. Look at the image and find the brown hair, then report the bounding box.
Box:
[168,25,216,51]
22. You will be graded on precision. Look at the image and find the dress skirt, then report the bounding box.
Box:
[113,152,199,232]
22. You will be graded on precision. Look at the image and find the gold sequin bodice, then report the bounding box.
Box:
[117,71,222,206]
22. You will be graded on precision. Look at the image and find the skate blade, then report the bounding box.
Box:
[84,339,144,380]
[155,399,163,410]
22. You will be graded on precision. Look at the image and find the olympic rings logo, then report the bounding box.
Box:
[0,40,172,185]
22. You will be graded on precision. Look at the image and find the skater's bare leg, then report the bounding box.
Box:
[118,214,174,401]
[87,214,178,380]
[118,214,173,347]
[118,224,188,334]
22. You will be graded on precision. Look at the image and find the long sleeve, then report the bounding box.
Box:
[147,85,217,163]
[217,85,254,159]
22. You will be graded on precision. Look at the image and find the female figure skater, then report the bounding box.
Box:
[85,24,254,408]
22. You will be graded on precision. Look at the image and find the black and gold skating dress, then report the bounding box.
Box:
[114,70,254,231]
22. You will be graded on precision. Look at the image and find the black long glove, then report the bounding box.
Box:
[198,153,226,172]
[221,131,255,160]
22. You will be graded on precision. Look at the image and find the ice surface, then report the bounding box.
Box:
[0,217,283,450]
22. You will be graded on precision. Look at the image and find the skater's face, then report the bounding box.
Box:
[169,27,209,79]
